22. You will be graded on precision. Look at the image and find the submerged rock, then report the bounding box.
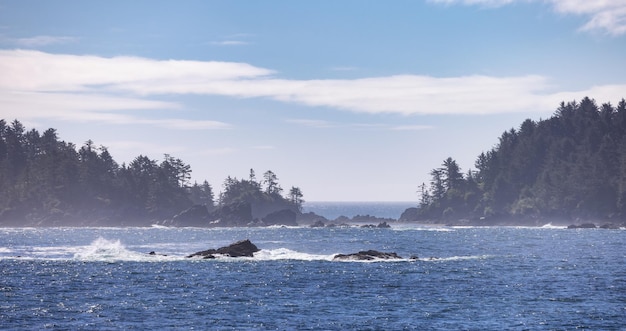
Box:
[333,250,403,261]
[187,239,260,259]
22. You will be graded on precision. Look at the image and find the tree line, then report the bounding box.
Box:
[408,97,626,225]
[0,119,303,226]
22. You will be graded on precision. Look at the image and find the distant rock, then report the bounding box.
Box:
[170,205,209,226]
[567,223,597,229]
[352,215,395,224]
[187,239,260,259]
[262,209,297,226]
[360,222,391,229]
[600,223,621,229]
[333,250,403,261]
[297,212,329,225]
[399,207,419,222]
[208,202,253,227]
[310,220,326,228]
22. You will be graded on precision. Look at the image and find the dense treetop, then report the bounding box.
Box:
[0,120,303,226]
[405,97,626,225]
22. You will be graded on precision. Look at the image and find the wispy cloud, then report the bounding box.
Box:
[331,66,359,72]
[287,119,434,131]
[428,0,626,36]
[197,147,237,156]
[140,118,231,130]
[0,50,624,122]
[210,33,253,46]
[211,40,251,46]
[12,35,78,47]
[285,119,336,128]
[252,145,276,150]
[392,125,435,131]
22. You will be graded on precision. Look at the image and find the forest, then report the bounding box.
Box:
[402,97,626,226]
[0,119,304,226]
[3,96,626,227]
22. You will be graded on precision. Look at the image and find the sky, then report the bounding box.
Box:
[0,0,625,202]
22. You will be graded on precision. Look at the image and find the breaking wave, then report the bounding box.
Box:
[73,237,180,262]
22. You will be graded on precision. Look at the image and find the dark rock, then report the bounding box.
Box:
[297,212,329,225]
[310,220,326,228]
[187,239,260,258]
[171,205,209,226]
[335,216,351,223]
[352,215,395,224]
[567,223,597,229]
[399,207,419,222]
[360,222,391,228]
[333,250,403,261]
[262,209,297,226]
[600,223,620,229]
[208,202,253,227]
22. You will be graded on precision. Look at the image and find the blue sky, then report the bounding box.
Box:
[1,0,625,201]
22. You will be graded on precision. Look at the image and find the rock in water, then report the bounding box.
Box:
[187,239,260,258]
[333,250,403,261]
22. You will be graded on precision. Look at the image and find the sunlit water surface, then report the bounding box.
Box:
[1,225,625,330]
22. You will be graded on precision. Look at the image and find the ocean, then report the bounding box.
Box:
[302,201,415,220]
[1,205,625,330]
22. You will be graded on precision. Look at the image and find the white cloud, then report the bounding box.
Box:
[0,49,272,92]
[428,0,626,35]
[0,90,179,120]
[0,50,624,123]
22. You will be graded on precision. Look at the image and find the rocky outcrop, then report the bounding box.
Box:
[187,239,260,259]
[297,212,329,226]
[360,222,391,228]
[399,207,419,222]
[262,209,297,226]
[208,202,253,227]
[333,250,403,261]
[170,205,210,226]
[599,223,621,229]
[567,223,597,229]
[310,220,326,228]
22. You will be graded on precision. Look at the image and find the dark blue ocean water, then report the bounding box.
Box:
[1,225,625,330]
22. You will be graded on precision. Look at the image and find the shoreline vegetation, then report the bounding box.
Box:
[1,97,625,228]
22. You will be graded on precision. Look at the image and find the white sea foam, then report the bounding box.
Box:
[150,224,170,229]
[540,223,566,229]
[391,224,454,232]
[433,254,493,262]
[73,237,182,262]
[253,248,335,261]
